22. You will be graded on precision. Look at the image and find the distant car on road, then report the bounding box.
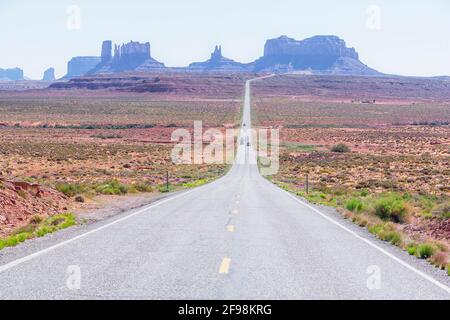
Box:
[246,142,250,147]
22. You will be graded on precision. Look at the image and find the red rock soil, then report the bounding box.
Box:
[0,177,69,237]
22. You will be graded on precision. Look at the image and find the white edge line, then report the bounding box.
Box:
[280,187,450,295]
[0,178,221,274]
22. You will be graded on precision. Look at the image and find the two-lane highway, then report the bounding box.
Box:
[0,78,449,299]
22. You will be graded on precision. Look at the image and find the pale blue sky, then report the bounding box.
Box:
[1,0,449,79]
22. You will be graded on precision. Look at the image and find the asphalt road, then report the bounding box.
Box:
[0,78,449,299]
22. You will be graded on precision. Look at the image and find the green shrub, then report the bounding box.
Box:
[360,189,369,197]
[5,236,19,247]
[368,223,402,246]
[368,224,383,236]
[447,265,450,276]
[158,184,174,193]
[374,194,408,223]
[36,226,55,237]
[56,183,89,197]
[95,180,129,195]
[383,231,402,246]
[346,199,364,212]
[417,243,436,259]
[331,143,350,153]
[132,182,153,193]
[0,213,76,251]
[16,233,30,243]
[182,178,208,188]
[407,244,417,256]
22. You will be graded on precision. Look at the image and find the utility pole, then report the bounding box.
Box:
[166,170,169,192]
[305,174,309,194]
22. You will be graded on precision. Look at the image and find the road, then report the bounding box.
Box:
[0,78,449,299]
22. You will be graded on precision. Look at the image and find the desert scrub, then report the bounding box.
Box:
[158,184,175,193]
[417,243,436,259]
[56,183,90,197]
[346,198,364,212]
[430,252,449,269]
[182,178,208,188]
[331,143,350,153]
[0,213,76,251]
[131,182,153,193]
[95,180,130,195]
[407,243,418,256]
[432,201,450,219]
[374,194,409,223]
[368,222,403,246]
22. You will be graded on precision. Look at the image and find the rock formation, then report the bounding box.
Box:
[42,67,55,81]
[61,35,379,77]
[64,56,101,78]
[89,40,165,74]
[101,40,112,64]
[252,35,379,75]
[0,67,24,80]
[189,45,248,72]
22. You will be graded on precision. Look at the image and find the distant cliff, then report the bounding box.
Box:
[0,67,24,80]
[64,56,101,78]
[253,35,379,75]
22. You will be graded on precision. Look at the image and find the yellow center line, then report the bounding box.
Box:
[227,225,235,232]
[219,258,231,274]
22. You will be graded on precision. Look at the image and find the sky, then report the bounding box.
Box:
[1,0,449,79]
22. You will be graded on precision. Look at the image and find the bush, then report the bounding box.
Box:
[417,243,436,259]
[384,231,402,246]
[15,233,30,243]
[0,213,77,251]
[430,252,448,269]
[368,223,402,246]
[346,199,364,212]
[331,143,350,153]
[56,183,89,197]
[360,189,369,197]
[407,243,417,256]
[95,180,129,195]
[432,201,450,219]
[374,194,408,223]
[132,182,153,193]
